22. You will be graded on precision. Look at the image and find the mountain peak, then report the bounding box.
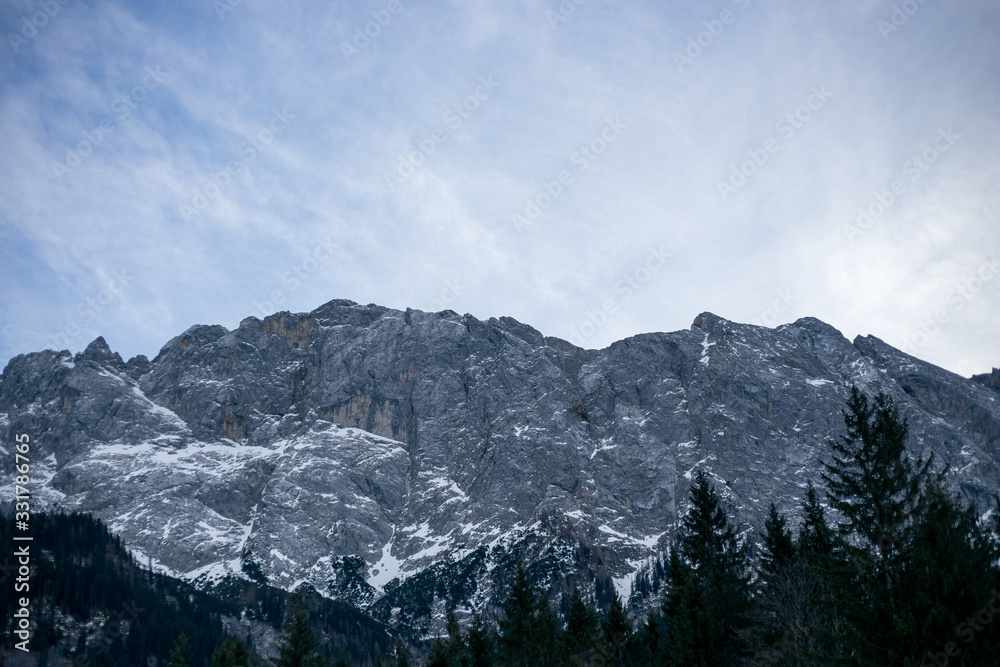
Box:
[77,336,125,369]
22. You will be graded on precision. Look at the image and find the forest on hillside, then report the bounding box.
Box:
[4,387,1000,666]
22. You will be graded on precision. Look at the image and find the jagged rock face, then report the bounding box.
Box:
[974,368,1000,395]
[1,300,998,631]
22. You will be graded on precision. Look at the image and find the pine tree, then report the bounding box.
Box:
[498,564,540,666]
[601,592,631,665]
[820,387,933,663]
[899,476,1000,665]
[625,610,658,666]
[333,647,351,667]
[561,587,599,665]
[747,494,842,666]
[660,547,709,667]
[797,481,834,564]
[210,636,252,667]
[660,470,753,666]
[535,596,561,665]
[465,614,495,667]
[168,633,191,667]
[759,504,795,585]
[392,637,411,667]
[822,387,932,558]
[427,611,471,667]
[274,596,326,667]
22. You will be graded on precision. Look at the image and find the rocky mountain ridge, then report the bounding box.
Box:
[2,299,998,636]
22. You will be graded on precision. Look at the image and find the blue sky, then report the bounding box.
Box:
[1,0,998,376]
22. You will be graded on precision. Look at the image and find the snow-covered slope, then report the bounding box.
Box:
[2,300,998,635]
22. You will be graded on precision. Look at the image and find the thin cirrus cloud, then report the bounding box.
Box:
[0,0,997,377]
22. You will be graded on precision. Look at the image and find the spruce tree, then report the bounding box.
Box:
[822,387,931,558]
[900,476,1000,665]
[759,503,795,586]
[821,387,933,663]
[466,614,495,667]
[427,611,471,667]
[601,592,631,665]
[210,636,252,667]
[274,596,326,667]
[661,471,753,666]
[535,596,561,664]
[498,564,540,666]
[630,610,662,666]
[660,548,709,667]
[333,648,351,667]
[797,481,834,564]
[168,633,191,667]
[562,587,599,665]
[392,637,411,667]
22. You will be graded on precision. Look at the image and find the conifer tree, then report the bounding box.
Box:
[899,476,1000,665]
[498,564,540,666]
[661,471,753,666]
[759,503,795,586]
[210,636,252,667]
[465,614,495,667]
[797,481,834,564]
[601,592,631,665]
[333,647,351,667]
[392,637,411,667]
[274,596,326,667]
[168,633,191,667]
[822,387,932,558]
[534,595,561,664]
[660,548,708,667]
[820,387,933,663]
[427,611,471,667]
[562,587,599,665]
[631,610,662,666]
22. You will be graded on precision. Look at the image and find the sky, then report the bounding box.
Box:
[1,0,998,378]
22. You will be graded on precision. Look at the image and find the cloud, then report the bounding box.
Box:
[1,0,998,376]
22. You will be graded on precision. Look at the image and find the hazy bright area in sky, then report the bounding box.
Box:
[0,0,998,377]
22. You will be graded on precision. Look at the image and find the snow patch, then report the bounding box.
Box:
[699,332,716,366]
[368,529,406,594]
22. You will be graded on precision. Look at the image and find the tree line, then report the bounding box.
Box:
[233,386,1000,666]
[6,386,1000,665]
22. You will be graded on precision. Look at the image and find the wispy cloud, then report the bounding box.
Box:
[1,0,998,376]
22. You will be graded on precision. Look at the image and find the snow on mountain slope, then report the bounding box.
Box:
[2,301,998,635]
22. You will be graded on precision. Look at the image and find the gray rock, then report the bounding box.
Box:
[1,299,997,632]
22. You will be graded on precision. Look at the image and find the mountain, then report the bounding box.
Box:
[2,299,998,638]
[0,510,392,664]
